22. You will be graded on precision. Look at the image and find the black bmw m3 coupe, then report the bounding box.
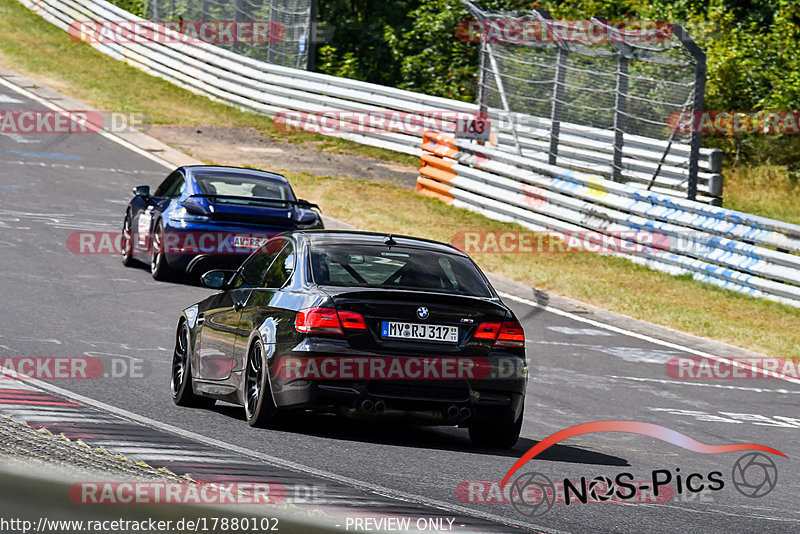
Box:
[171,230,528,448]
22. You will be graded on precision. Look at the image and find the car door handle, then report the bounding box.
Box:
[196,313,205,325]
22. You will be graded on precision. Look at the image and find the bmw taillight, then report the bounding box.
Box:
[474,322,501,340]
[295,307,367,334]
[475,320,525,347]
[496,320,525,347]
[338,310,367,330]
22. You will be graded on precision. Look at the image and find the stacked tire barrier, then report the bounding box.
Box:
[417,131,800,308]
[22,0,721,202]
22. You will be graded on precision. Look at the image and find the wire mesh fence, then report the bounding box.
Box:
[462,0,709,202]
[146,0,315,69]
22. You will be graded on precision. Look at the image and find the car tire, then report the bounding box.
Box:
[244,338,279,427]
[150,219,173,281]
[121,211,137,267]
[171,320,216,409]
[469,410,523,449]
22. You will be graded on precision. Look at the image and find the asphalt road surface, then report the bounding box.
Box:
[0,76,798,533]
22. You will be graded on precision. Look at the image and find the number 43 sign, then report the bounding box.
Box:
[455,114,491,142]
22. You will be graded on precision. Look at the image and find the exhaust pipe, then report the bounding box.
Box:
[459,407,472,419]
[446,405,460,418]
[360,399,375,412]
[374,400,386,412]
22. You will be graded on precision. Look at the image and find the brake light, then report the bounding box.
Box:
[474,322,501,340]
[338,310,367,330]
[296,308,342,334]
[475,320,525,347]
[496,320,525,347]
[295,308,367,334]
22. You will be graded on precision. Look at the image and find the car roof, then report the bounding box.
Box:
[182,165,289,184]
[293,230,468,257]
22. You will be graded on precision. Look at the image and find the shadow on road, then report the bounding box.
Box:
[208,404,628,466]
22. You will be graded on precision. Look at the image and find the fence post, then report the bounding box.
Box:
[612,52,629,182]
[549,42,567,166]
[307,0,317,70]
[268,0,276,63]
[674,24,705,202]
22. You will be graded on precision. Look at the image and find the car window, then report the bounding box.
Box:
[261,243,295,289]
[235,239,286,289]
[194,172,293,203]
[309,244,492,297]
[154,171,184,198]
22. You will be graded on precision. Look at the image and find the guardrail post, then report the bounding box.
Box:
[612,52,629,182]
[549,43,567,166]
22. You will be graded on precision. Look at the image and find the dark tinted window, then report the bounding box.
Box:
[309,244,491,297]
[262,244,295,288]
[236,239,286,289]
[155,171,185,198]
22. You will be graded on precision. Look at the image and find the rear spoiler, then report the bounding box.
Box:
[182,195,321,215]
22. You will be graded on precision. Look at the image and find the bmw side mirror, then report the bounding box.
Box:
[201,270,232,290]
[133,185,150,198]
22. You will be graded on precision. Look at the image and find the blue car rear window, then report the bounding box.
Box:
[194,172,292,201]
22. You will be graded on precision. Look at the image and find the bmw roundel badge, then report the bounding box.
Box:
[417,307,429,319]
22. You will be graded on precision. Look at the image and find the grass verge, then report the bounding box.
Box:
[2,0,799,359]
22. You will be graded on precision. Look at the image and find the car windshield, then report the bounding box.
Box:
[194,172,293,204]
[309,244,492,297]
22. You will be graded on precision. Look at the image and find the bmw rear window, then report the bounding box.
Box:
[309,244,492,297]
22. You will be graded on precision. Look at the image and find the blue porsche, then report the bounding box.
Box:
[121,165,323,280]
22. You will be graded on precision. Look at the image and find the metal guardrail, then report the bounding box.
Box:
[417,131,800,308]
[22,0,722,203]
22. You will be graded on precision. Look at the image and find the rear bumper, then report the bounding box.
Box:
[159,221,290,273]
[269,348,527,424]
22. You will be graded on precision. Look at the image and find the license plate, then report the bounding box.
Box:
[381,321,458,343]
[231,236,269,249]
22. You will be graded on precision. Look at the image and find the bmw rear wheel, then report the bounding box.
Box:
[171,320,215,408]
[244,339,278,427]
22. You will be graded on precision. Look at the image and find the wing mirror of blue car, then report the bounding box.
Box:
[296,198,321,211]
[133,185,150,198]
[201,269,235,290]
[181,196,210,215]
